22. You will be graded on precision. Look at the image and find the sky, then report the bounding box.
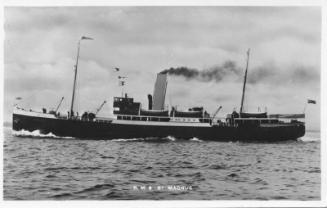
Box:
[4,6,321,130]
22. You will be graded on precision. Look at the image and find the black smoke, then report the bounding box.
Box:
[160,66,199,79]
[160,61,242,82]
[160,61,319,85]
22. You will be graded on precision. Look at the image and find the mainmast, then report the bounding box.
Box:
[69,36,93,118]
[240,49,250,115]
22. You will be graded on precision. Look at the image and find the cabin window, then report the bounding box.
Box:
[150,117,159,121]
[132,117,139,121]
[123,116,131,120]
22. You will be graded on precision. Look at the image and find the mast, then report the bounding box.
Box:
[70,40,81,118]
[118,76,127,98]
[69,36,93,118]
[240,48,250,115]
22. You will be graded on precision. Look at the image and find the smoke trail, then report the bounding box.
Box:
[160,67,199,79]
[160,61,319,84]
[160,61,242,82]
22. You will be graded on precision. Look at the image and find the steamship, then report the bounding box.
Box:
[12,38,305,142]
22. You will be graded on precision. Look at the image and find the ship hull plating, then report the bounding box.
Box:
[13,113,305,142]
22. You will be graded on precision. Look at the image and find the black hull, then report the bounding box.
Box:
[12,113,305,142]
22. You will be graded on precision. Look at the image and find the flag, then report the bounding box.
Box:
[308,99,316,104]
[15,97,22,100]
[81,36,93,40]
[114,67,120,71]
[119,81,125,86]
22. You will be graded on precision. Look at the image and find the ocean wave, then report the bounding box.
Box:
[297,136,320,142]
[165,136,176,141]
[12,129,74,139]
[75,183,115,194]
[111,138,145,142]
[112,136,204,142]
[190,137,203,142]
[45,166,101,172]
[209,164,226,170]
[112,136,177,142]
[52,192,73,199]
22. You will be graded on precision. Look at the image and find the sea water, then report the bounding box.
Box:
[3,126,320,200]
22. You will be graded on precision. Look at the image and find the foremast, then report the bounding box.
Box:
[69,36,93,118]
